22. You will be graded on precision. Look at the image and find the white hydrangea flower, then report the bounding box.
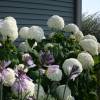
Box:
[74,30,84,41]
[5,16,17,24]
[82,34,97,42]
[19,42,31,52]
[77,52,94,69]
[34,84,45,100]
[28,26,45,42]
[63,23,79,33]
[12,79,35,98]
[0,16,18,41]
[2,68,16,86]
[56,85,71,100]
[62,58,83,80]
[19,27,29,39]
[44,43,54,49]
[47,15,64,30]
[79,39,98,55]
[98,43,100,53]
[46,65,62,81]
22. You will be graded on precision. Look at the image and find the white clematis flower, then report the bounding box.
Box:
[28,26,45,42]
[77,52,94,69]
[47,15,64,30]
[64,23,79,34]
[79,39,98,55]
[62,58,83,80]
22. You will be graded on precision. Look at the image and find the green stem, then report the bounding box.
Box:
[36,70,41,100]
[0,81,3,100]
[96,66,100,100]
[45,85,50,100]
[18,81,20,100]
[62,81,68,100]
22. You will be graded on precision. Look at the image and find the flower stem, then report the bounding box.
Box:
[36,70,41,100]
[45,85,50,100]
[62,81,68,100]
[18,81,20,100]
[0,81,3,100]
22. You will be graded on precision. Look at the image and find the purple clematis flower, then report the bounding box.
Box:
[22,53,36,68]
[0,60,11,78]
[40,50,55,66]
[12,66,35,98]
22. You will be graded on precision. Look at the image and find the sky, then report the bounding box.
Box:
[82,0,100,14]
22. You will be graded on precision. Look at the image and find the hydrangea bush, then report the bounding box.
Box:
[0,15,100,100]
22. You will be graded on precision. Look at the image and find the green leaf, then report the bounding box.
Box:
[27,39,35,48]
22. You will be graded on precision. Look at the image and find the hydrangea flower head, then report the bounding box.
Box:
[77,52,94,69]
[64,23,79,34]
[47,15,64,30]
[79,39,98,55]
[74,30,84,41]
[0,16,18,41]
[19,27,29,39]
[28,26,45,42]
[82,34,97,42]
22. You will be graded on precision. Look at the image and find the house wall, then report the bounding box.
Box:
[0,0,81,33]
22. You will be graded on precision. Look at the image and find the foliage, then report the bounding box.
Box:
[82,13,100,42]
[0,15,100,100]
